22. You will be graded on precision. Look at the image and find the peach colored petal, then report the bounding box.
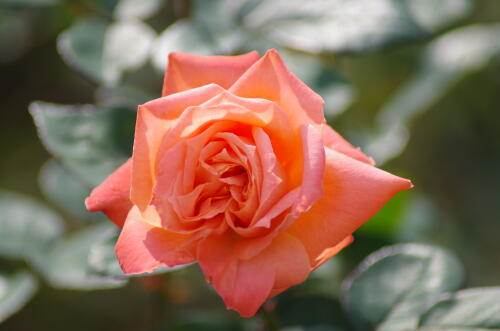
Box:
[230,49,325,129]
[312,235,354,270]
[252,127,287,220]
[85,159,132,227]
[163,91,293,154]
[132,84,225,210]
[198,232,310,317]
[294,124,325,214]
[286,148,412,267]
[322,124,375,165]
[152,122,237,233]
[162,51,260,96]
[233,126,324,249]
[116,206,195,274]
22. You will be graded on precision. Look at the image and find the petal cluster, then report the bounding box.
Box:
[86,49,412,317]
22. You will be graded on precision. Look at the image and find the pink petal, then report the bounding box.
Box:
[230,49,325,129]
[162,51,260,96]
[322,124,375,165]
[115,206,195,274]
[294,124,325,214]
[132,84,224,210]
[252,127,287,221]
[312,235,354,270]
[85,159,132,227]
[286,148,412,266]
[198,232,310,317]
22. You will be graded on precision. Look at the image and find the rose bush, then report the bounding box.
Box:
[86,49,412,317]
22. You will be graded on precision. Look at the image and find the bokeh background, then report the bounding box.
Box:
[0,0,499,330]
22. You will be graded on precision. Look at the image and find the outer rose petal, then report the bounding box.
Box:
[85,159,132,227]
[230,49,325,129]
[116,206,195,274]
[198,232,310,317]
[162,51,260,96]
[322,124,375,165]
[286,148,412,267]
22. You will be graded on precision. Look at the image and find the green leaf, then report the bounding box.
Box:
[341,244,464,331]
[58,18,155,85]
[95,85,156,108]
[30,101,135,187]
[280,50,355,118]
[79,0,120,17]
[357,190,410,238]
[39,159,99,222]
[0,270,38,323]
[87,227,190,278]
[86,227,124,278]
[0,190,64,260]
[243,0,472,54]
[418,287,500,330]
[367,23,500,164]
[113,0,163,21]
[151,19,219,71]
[30,223,127,290]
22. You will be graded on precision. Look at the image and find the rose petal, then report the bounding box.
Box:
[198,232,310,317]
[294,124,325,214]
[322,124,375,165]
[85,159,132,227]
[286,148,412,267]
[132,84,224,210]
[230,49,325,129]
[312,235,353,270]
[252,127,287,220]
[162,51,260,96]
[116,206,195,274]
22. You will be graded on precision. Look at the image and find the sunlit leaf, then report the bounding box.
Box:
[367,23,500,164]
[39,159,98,222]
[30,223,127,290]
[418,287,500,330]
[30,101,135,187]
[113,0,163,20]
[95,85,155,108]
[80,0,119,16]
[244,0,472,54]
[0,270,37,323]
[58,18,155,85]
[342,244,464,331]
[87,227,190,278]
[151,19,218,71]
[281,50,355,118]
[0,190,64,260]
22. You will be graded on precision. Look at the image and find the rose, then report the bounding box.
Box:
[86,49,412,317]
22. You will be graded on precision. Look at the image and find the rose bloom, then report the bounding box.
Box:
[86,49,412,317]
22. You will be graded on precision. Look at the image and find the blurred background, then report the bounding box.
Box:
[0,0,499,330]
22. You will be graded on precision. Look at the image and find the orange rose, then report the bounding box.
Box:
[86,49,412,317]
